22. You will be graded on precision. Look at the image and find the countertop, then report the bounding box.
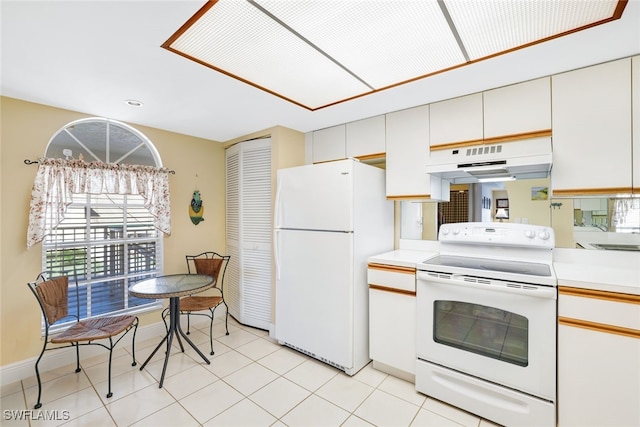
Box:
[367,239,440,269]
[368,249,438,269]
[553,248,640,295]
[368,241,640,296]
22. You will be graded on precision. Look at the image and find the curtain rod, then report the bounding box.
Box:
[23,159,176,174]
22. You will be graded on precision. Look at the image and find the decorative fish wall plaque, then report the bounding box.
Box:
[189,190,204,225]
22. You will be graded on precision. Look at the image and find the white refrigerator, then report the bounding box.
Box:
[274,159,393,375]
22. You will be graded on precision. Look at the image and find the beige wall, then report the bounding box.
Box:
[504,178,551,226]
[0,97,226,367]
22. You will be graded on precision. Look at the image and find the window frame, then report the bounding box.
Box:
[41,118,165,332]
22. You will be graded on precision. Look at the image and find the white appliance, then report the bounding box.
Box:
[274,159,393,375]
[415,222,557,427]
[425,137,552,184]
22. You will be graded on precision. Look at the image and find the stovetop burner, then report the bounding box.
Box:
[424,255,552,277]
[417,222,557,287]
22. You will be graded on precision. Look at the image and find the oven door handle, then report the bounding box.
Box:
[417,272,557,300]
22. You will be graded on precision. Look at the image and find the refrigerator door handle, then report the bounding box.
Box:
[274,229,281,280]
[274,177,282,229]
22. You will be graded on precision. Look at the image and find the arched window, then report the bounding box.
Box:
[42,118,165,323]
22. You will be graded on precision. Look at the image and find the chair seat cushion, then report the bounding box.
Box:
[51,315,137,343]
[180,296,223,312]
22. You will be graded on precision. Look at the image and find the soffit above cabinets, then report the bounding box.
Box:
[163,0,625,111]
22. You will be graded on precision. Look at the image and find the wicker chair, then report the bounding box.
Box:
[178,252,230,355]
[27,272,138,409]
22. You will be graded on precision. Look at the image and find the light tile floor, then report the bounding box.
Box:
[1,316,501,427]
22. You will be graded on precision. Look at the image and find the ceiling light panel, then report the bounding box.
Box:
[168,0,372,109]
[255,0,466,89]
[445,0,619,60]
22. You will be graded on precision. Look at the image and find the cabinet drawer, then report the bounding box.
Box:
[558,287,640,334]
[368,263,416,293]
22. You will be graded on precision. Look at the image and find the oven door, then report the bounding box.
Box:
[416,270,557,401]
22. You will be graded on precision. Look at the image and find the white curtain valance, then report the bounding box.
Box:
[27,158,171,249]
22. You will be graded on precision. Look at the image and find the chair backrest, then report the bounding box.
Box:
[28,273,70,326]
[186,252,230,290]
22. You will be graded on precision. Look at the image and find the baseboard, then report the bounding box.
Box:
[371,360,415,383]
[0,322,166,387]
[269,323,276,340]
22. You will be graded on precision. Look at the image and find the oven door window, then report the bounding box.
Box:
[434,301,528,367]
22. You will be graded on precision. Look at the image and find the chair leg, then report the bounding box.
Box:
[223,301,230,335]
[161,308,170,335]
[186,312,191,335]
[74,344,81,373]
[208,309,215,355]
[32,339,48,409]
[131,318,139,367]
[106,337,114,399]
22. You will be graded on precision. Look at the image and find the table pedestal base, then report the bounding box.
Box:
[139,297,210,387]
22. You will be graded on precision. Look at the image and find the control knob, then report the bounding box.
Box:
[537,229,551,240]
[524,229,535,239]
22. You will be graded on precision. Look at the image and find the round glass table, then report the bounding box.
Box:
[129,274,214,387]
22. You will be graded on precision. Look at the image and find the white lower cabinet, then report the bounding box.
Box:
[368,263,416,379]
[558,287,640,426]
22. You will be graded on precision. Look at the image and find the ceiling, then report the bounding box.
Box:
[2,1,640,143]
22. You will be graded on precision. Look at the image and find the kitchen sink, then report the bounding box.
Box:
[592,243,640,251]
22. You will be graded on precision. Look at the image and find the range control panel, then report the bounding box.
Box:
[438,222,555,248]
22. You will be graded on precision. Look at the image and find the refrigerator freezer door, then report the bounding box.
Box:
[275,229,353,370]
[275,160,353,232]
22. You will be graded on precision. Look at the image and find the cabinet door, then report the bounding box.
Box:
[312,124,346,163]
[633,55,640,193]
[558,289,640,427]
[369,288,416,375]
[558,325,640,426]
[551,58,632,195]
[483,77,551,139]
[346,115,385,159]
[429,93,483,147]
[386,105,448,200]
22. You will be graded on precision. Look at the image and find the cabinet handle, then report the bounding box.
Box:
[368,263,415,274]
[559,286,640,305]
[369,284,416,296]
[559,316,640,339]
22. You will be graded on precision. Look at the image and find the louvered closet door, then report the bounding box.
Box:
[225,147,241,322]
[225,138,272,330]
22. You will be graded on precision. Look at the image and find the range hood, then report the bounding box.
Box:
[425,137,552,184]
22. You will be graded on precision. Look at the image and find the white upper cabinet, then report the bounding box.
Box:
[633,55,640,193]
[483,77,551,139]
[386,105,449,200]
[551,58,632,196]
[313,117,385,163]
[429,93,483,147]
[346,115,385,159]
[312,124,346,163]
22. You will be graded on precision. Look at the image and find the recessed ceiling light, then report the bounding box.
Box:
[125,99,143,107]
